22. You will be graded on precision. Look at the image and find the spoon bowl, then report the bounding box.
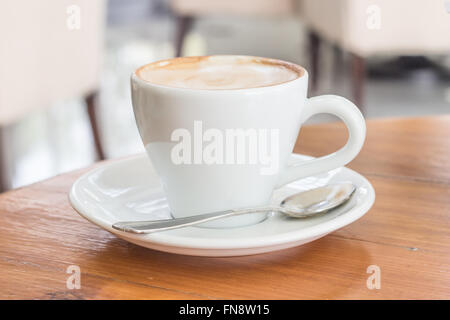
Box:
[279,183,356,217]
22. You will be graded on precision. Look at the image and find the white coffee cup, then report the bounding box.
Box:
[131,55,365,228]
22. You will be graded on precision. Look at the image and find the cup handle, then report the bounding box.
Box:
[276,95,366,188]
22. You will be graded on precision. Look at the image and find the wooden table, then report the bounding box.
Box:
[1,116,449,299]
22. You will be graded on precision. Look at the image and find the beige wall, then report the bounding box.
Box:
[0,0,106,125]
[300,0,450,56]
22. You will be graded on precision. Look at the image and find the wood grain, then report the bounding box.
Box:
[0,116,449,299]
[296,115,450,183]
[334,175,450,253]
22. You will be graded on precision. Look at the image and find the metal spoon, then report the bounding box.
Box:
[112,183,356,234]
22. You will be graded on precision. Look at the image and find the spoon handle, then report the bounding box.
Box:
[112,207,275,234]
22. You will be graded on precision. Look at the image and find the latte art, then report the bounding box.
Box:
[136,56,303,90]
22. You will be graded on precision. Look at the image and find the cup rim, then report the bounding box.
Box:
[131,55,308,93]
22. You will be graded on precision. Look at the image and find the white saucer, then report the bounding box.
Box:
[69,154,375,257]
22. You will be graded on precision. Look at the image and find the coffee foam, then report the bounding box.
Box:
[136,56,303,90]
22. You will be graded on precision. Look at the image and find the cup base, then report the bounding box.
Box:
[193,211,269,229]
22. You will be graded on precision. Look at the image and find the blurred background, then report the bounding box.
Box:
[0,0,449,191]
